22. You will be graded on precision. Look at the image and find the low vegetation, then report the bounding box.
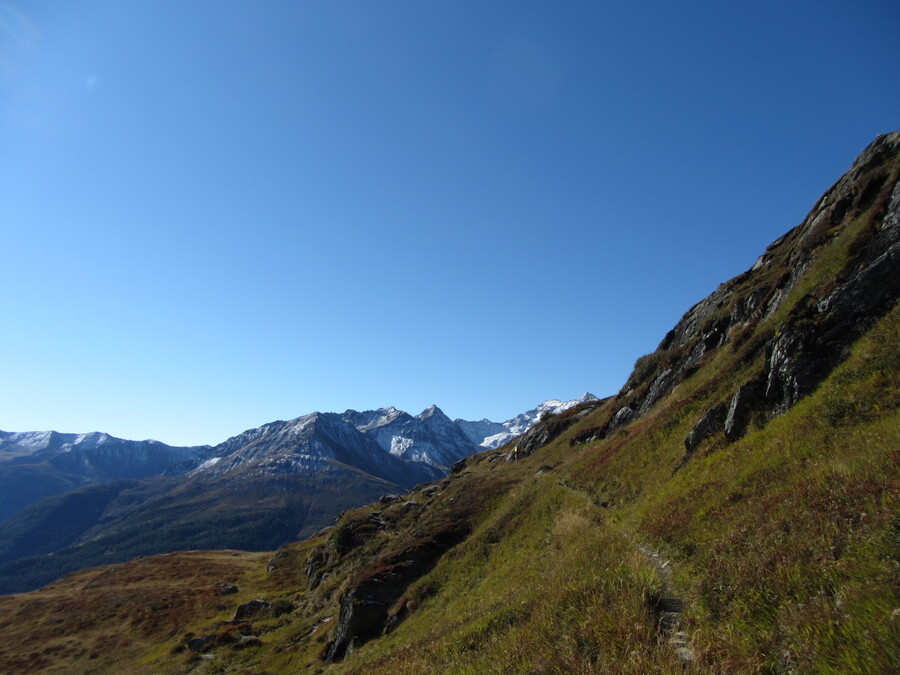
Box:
[1,134,897,673]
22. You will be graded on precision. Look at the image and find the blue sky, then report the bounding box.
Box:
[2,1,898,446]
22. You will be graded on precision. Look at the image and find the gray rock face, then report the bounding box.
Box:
[765,326,816,414]
[638,370,676,416]
[305,549,330,590]
[724,380,764,441]
[610,406,636,430]
[684,405,727,457]
[325,530,466,662]
[730,287,771,325]
[325,585,392,662]
[767,211,900,413]
[567,404,635,448]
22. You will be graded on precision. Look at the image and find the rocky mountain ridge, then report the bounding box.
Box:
[0,430,208,523]
[550,130,900,454]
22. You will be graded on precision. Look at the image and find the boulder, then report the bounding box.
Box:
[449,458,468,475]
[214,582,238,596]
[233,599,271,622]
[186,622,256,653]
[609,406,635,431]
[187,635,215,653]
[267,548,292,573]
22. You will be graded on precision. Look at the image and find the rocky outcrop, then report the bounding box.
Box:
[324,529,468,662]
[612,132,900,451]
[187,621,261,653]
[213,582,238,595]
[305,549,331,590]
[233,599,271,622]
[724,379,764,441]
[684,404,727,458]
[505,400,601,459]
[569,405,636,447]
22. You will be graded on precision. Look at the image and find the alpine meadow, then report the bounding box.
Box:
[1,132,898,673]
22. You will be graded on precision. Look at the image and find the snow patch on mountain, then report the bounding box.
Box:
[454,393,599,449]
[0,429,208,471]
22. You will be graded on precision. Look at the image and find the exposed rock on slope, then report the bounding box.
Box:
[303,132,900,668]
[570,131,900,453]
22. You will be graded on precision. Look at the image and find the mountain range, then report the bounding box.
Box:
[0,396,593,593]
[0,431,209,523]
[0,132,897,673]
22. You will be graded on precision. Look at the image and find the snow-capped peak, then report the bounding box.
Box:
[454,393,599,449]
[416,404,448,421]
[340,407,407,433]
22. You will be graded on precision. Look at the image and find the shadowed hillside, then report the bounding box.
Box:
[1,132,898,673]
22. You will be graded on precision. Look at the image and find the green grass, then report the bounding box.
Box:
[630,305,900,673]
[340,481,679,674]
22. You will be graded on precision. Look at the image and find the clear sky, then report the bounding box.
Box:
[2,1,898,446]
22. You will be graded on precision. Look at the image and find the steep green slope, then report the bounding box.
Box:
[1,132,897,674]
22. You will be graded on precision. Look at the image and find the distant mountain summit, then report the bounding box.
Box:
[190,409,450,487]
[340,404,478,469]
[181,396,596,486]
[0,430,208,476]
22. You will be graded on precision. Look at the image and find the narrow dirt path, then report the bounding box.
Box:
[554,476,694,664]
[636,543,694,664]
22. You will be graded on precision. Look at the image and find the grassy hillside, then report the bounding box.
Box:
[0,549,273,673]
[1,133,897,673]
